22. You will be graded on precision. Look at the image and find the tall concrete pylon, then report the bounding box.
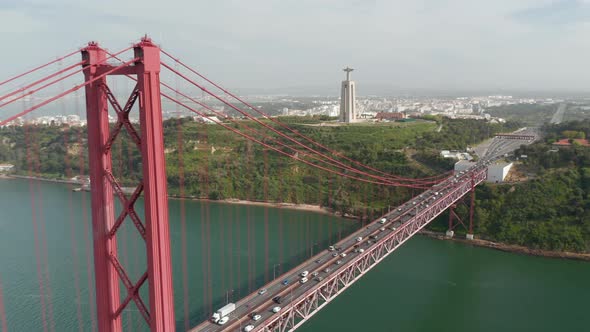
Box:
[340,67,356,123]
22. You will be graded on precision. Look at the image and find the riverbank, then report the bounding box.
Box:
[419,230,590,262]
[171,196,355,218]
[6,174,587,261]
[4,174,351,217]
[6,174,82,184]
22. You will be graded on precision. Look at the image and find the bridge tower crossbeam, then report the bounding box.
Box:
[81,37,175,332]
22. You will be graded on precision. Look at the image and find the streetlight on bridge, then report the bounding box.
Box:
[310,242,319,258]
[273,263,281,280]
[225,289,234,304]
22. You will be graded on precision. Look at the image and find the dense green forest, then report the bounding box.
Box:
[444,119,590,252]
[0,116,517,221]
[5,115,589,252]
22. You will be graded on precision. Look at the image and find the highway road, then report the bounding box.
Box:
[192,130,537,332]
[550,103,567,124]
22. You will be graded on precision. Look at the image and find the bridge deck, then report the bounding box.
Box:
[193,166,488,332]
[193,131,538,332]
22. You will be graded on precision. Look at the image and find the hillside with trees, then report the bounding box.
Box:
[0,116,518,222]
[447,120,590,253]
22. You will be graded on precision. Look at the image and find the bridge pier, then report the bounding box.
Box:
[447,186,476,240]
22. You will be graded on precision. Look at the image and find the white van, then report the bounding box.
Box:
[300,277,308,284]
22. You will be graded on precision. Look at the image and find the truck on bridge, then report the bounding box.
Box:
[211,303,236,325]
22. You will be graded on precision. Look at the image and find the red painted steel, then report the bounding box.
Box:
[161,49,448,185]
[0,49,79,87]
[82,43,122,332]
[160,91,438,188]
[82,38,175,332]
[251,167,488,332]
[134,38,176,331]
[161,62,444,188]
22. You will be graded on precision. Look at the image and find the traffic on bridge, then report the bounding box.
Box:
[194,132,537,332]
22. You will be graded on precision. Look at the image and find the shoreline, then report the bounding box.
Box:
[3,174,352,217]
[5,174,588,261]
[419,230,590,262]
[171,196,360,218]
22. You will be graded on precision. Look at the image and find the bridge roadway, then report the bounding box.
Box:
[192,169,488,332]
[193,132,537,332]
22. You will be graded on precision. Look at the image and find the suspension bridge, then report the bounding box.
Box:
[0,37,536,332]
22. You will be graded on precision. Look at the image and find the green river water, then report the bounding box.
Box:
[0,178,588,332]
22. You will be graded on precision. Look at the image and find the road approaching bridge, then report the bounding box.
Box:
[192,131,537,332]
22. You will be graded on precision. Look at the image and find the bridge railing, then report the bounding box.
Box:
[254,167,487,332]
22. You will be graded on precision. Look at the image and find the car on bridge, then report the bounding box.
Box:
[272,306,281,313]
[249,313,261,321]
[243,325,254,332]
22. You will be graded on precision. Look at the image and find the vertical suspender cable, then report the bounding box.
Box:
[263,147,269,283]
[64,126,84,332]
[75,89,97,332]
[0,276,7,332]
[24,123,48,332]
[175,64,190,330]
[34,123,56,332]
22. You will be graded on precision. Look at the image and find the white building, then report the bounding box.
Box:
[0,164,14,172]
[339,67,357,123]
[487,162,513,183]
[442,151,473,161]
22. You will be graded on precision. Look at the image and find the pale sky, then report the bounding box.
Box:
[3,0,590,94]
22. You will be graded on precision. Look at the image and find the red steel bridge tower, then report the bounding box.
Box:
[81,37,175,332]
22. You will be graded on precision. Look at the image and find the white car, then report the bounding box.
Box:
[258,288,267,295]
[328,246,335,251]
[272,306,281,313]
[312,272,319,277]
[340,253,347,257]
[379,218,387,224]
[252,314,261,321]
[380,227,385,232]
[300,277,308,284]
[356,237,363,242]
[358,248,364,253]
[300,270,309,277]
[218,316,229,325]
[244,325,254,332]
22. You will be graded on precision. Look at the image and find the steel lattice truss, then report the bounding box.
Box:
[253,168,487,332]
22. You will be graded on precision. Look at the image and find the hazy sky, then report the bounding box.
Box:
[3,0,590,94]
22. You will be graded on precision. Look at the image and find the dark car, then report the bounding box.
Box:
[282,279,289,285]
[273,296,282,304]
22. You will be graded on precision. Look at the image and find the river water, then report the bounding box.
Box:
[0,178,588,332]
